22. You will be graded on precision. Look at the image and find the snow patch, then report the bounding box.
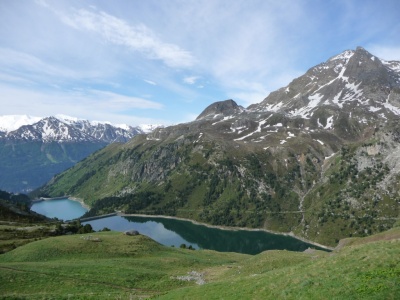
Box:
[212,115,234,125]
[332,91,343,108]
[369,106,381,112]
[325,116,334,129]
[289,93,323,118]
[263,101,283,112]
[194,132,203,143]
[140,124,163,133]
[382,93,400,115]
[382,60,400,73]
[233,119,268,141]
[329,50,354,62]
[325,153,335,160]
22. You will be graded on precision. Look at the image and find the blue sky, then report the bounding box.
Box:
[0,0,399,126]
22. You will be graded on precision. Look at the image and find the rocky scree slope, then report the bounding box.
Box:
[40,47,400,246]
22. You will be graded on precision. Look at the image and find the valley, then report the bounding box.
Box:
[38,47,400,247]
[0,115,146,193]
[1,46,400,299]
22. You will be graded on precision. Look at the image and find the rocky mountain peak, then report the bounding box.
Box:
[249,47,400,127]
[0,115,144,143]
[196,99,243,120]
[37,46,400,246]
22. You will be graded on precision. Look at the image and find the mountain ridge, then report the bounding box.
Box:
[39,47,400,246]
[0,115,165,193]
[0,114,149,143]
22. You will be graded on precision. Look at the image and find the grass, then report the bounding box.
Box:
[0,231,246,299]
[1,227,399,299]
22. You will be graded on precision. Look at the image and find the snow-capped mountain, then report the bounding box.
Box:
[0,115,146,143]
[0,115,160,193]
[250,46,400,122]
[39,46,400,246]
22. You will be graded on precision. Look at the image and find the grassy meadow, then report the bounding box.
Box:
[0,227,399,299]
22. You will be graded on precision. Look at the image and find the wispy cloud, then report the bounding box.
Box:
[0,47,108,83]
[183,76,200,85]
[144,79,156,85]
[1,0,399,125]
[90,90,163,110]
[0,84,164,124]
[52,6,195,68]
[367,45,400,61]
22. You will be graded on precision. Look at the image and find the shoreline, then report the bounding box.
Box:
[31,196,91,211]
[68,197,91,211]
[32,197,332,250]
[119,213,334,251]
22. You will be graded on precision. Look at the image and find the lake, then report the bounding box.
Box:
[31,198,328,254]
[30,198,88,220]
[84,215,327,254]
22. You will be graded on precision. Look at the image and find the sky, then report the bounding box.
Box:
[0,0,399,126]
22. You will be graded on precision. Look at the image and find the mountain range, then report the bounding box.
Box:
[0,115,161,193]
[37,47,400,246]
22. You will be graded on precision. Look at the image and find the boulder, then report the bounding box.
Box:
[124,230,140,236]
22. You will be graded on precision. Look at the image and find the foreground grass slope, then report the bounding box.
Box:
[1,227,399,299]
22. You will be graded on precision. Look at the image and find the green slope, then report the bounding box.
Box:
[0,227,399,299]
[0,140,106,193]
[39,123,400,247]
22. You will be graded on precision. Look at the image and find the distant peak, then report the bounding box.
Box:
[354,46,372,55]
[196,99,242,120]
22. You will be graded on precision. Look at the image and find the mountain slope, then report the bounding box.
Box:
[0,115,146,193]
[39,47,400,246]
[1,226,399,299]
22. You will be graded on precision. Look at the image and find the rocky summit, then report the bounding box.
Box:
[40,47,400,247]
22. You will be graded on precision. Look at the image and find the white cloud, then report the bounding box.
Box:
[90,90,163,110]
[144,79,156,85]
[0,47,106,82]
[367,45,400,61]
[53,6,195,68]
[3,0,400,126]
[0,84,164,125]
[183,76,200,85]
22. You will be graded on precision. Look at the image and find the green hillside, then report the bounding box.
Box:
[0,141,106,193]
[1,227,399,299]
[39,121,400,247]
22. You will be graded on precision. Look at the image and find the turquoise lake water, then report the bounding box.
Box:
[30,198,88,220]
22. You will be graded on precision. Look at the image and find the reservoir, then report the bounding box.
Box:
[83,215,327,254]
[30,198,88,220]
[31,198,328,254]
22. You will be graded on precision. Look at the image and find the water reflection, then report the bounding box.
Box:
[85,216,199,249]
[85,215,325,254]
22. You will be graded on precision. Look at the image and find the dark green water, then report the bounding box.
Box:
[31,199,327,254]
[84,215,327,254]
